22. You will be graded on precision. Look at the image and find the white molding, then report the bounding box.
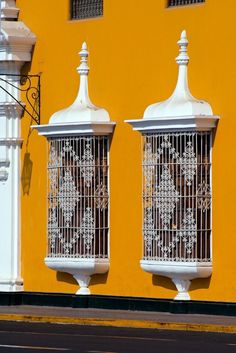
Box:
[0,138,23,147]
[125,115,219,133]
[0,169,8,182]
[140,260,212,300]
[0,159,10,167]
[1,8,19,20]
[0,278,23,292]
[0,3,36,292]
[73,274,91,295]
[0,22,36,62]
[172,279,191,301]
[0,102,25,118]
[1,1,19,20]
[32,122,116,137]
[44,257,109,295]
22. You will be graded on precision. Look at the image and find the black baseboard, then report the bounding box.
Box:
[0,292,236,316]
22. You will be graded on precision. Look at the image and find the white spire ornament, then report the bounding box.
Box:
[78,42,90,76]
[144,30,213,119]
[49,42,110,124]
[35,42,115,136]
[76,42,93,107]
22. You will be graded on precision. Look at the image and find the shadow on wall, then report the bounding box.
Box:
[20,59,39,196]
[152,274,211,297]
[57,272,78,286]
[152,275,176,292]
[21,152,33,195]
[190,277,211,292]
[90,272,108,287]
[56,271,108,288]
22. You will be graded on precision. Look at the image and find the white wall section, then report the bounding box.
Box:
[0,0,36,291]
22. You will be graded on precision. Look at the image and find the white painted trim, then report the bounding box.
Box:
[32,122,116,137]
[1,1,19,20]
[44,257,109,295]
[140,260,212,300]
[0,279,23,292]
[0,169,8,181]
[1,8,19,20]
[73,274,91,295]
[172,279,191,301]
[0,2,36,292]
[125,115,219,133]
[0,102,24,118]
[140,260,212,279]
[0,138,23,147]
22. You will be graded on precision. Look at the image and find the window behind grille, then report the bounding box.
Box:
[142,132,212,262]
[70,0,103,20]
[47,136,109,259]
[168,0,205,7]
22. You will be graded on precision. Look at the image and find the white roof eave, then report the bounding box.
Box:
[32,121,116,138]
[125,115,219,133]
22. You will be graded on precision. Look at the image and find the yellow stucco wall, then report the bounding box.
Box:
[16,0,236,301]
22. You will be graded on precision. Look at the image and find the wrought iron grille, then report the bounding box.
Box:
[142,132,211,262]
[168,0,205,7]
[70,0,103,20]
[47,136,109,259]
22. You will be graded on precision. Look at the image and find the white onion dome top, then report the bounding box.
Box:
[144,30,213,119]
[50,42,110,124]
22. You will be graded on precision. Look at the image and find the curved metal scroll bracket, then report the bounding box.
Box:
[0,74,41,125]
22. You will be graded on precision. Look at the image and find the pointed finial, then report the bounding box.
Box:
[176,30,189,66]
[77,41,89,75]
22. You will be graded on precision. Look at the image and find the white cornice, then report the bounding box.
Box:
[0,138,23,147]
[32,121,116,137]
[0,102,25,118]
[0,21,36,63]
[1,1,19,20]
[1,21,36,45]
[1,7,19,20]
[125,115,219,133]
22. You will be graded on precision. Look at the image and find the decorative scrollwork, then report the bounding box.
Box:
[142,132,211,262]
[78,207,95,253]
[78,140,95,187]
[177,209,197,254]
[179,141,197,186]
[0,74,41,124]
[197,181,211,212]
[58,168,81,227]
[47,137,109,258]
[154,164,180,230]
[95,182,109,210]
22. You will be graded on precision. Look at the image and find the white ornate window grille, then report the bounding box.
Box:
[168,0,205,7]
[47,136,109,259]
[70,0,103,20]
[142,132,211,262]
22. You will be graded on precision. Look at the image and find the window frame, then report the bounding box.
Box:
[167,0,205,8]
[69,0,103,21]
